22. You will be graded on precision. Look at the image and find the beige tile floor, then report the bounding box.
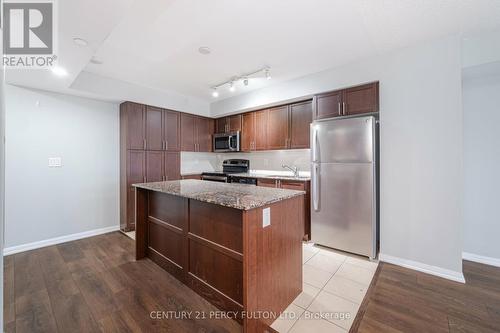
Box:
[123,230,136,240]
[271,243,378,333]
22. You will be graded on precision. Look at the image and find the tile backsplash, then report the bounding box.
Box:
[181,149,310,175]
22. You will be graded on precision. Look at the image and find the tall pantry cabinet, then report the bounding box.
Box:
[120,102,181,231]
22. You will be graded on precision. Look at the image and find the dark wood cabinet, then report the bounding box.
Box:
[181,113,214,152]
[146,106,163,150]
[216,114,242,133]
[267,106,289,150]
[180,113,196,151]
[181,174,202,180]
[314,82,379,119]
[121,102,146,150]
[255,110,268,150]
[164,110,180,151]
[289,100,312,149]
[313,90,343,119]
[343,82,379,116]
[241,112,255,152]
[164,152,180,180]
[257,178,278,188]
[196,117,214,152]
[123,150,145,231]
[146,151,164,182]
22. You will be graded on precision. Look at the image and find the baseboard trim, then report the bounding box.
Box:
[3,225,120,256]
[463,252,500,268]
[379,253,466,283]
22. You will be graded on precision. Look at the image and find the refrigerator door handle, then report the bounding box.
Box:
[312,126,319,163]
[312,163,320,211]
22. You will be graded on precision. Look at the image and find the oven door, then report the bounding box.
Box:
[213,132,240,152]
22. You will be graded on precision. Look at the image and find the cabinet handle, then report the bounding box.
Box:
[165,140,168,151]
[343,102,347,116]
[338,102,341,116]
[143,175,146,183]
[143,139,146,150]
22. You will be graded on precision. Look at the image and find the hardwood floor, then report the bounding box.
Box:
[351,261,500,333]
[5,232,500,333]
[3,232,241,333]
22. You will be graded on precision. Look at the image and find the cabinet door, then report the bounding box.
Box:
[290,100,312,149]
[182,174,201,180]
[124,103,146,150]
[216,117,228,133]
[128,150,145,185]
[146,151,164,182]
[257,178,277,188]
[229,114,242,132]
[314,90,343,120]
[267,106,289,150]
[280,180,306,191]
[196,117,214,152]
[241,112,255,151]
[343,82,379,116]
[146,106,163,150]
[255,110,268,150]
[164,110,180,151]
[180,113,196,151]
[127,150,145,229]
[164,152,180,180]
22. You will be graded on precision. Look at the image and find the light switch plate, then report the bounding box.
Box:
[262,207,271,228]
[48,157,62,167]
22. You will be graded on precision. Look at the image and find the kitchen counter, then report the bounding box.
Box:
[133,179,305,210]
[231,172,311,181]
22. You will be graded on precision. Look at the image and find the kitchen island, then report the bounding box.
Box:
[133,180,305,332]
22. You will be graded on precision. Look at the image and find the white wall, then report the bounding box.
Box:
[4,85,120,249]
[462,70,500,261]
[0,49,6,331]
[211,35,465,279]
[180,152,218,174]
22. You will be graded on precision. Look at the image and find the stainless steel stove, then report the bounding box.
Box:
[201,159,249,183]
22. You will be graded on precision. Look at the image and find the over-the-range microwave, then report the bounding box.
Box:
[213,131,240,152]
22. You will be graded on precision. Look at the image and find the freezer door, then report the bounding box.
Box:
[311,162,375,258]
[311,116,374,163]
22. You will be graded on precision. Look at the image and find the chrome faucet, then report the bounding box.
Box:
[282,164,299,178]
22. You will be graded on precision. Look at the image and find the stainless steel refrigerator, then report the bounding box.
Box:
[311,115,378,259]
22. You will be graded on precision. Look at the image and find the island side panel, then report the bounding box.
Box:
[147,192,189,282]
[243,195,304,332]
[187,200,244,318]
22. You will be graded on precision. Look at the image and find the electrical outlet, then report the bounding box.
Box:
[262,207,270,228]
[48,157,62,167]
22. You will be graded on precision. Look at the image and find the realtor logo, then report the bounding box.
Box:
[2,0,57,68]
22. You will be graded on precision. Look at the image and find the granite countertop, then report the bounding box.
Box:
[133,179,305,210]
[230,172,311,181]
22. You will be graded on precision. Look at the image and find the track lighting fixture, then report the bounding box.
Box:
[210,66,271,97]
[265,68,271,80]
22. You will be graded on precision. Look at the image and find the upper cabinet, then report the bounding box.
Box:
[240,101,312,151]
[164,110,180,151]
[216,114,242,133]
[180,113,214,152]
[146,106,163,150]
[313,82,379,120]
[289,100,312,149]
[267,105,289,150]
[343,83,379,116]
[121,102,146,150]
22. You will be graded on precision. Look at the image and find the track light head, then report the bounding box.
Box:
[265,68,271,80]
[243,77,249,86]
[229,81,235,92]
[212,88,219,98]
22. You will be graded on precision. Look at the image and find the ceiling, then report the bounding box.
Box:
[6,0,500,104]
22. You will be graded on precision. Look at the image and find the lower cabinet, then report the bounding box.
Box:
[181,174,202,180]
[256,178,311,240]
[121,150,180,231]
